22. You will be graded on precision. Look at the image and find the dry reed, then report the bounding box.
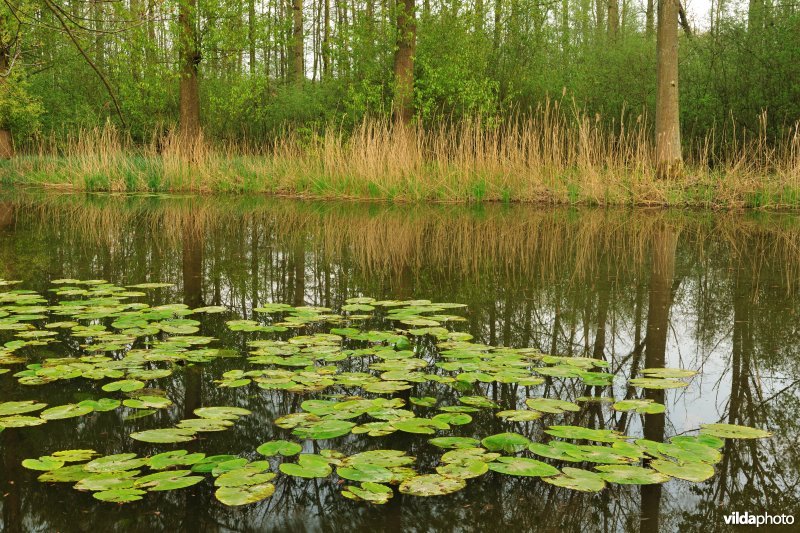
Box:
[3,102,800,207]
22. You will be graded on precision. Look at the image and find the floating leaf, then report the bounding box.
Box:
[0,400,47,416]
[215,483,275,506]
[525,398,580,414]
[543,467,606,492]
[75,471,139,491]
[628,377,689,390]
[481,432,531,453]
[130,428,196,444]
[488,457,559,477]
[650,459,715,482]
[613,399,665,415]
[641,367,697,379]
[292,420,355,440]
[194,406,252,420]
[399,474,465,496]
[436,459,489,480]
[149,450,206,470]
[135,470,205,491]
[544,425,627,443]
[93,488,146,503]
[85,454,148,473]
[595,465,669,485]
[51,449,98,462]
[279,454,333,478]
[342,482,394,504]
[337,464,394,483]
[38,465,89,483]
[428,437,481,449]
[101,379,145,392]
[256,440,302,457]
[22,457,65,471]
[40,403,94,420]
[700,423,772,439]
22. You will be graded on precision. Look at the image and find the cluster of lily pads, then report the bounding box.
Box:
[0,279,774,507]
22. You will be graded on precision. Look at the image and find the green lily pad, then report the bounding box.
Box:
[342,482,394,504]
[436,459,489,479]
[51,449,98,462]
[256,440,303,457]
[130,428,196,443]
[0,400,48,416]
[525,398,580,414]
[432,413,472,426]
[191,455,238,473]
[75,471,139,491]
[0,415,47,427]
[135,470,205,491]
[641,367,697,378]
[481,432,531,453]
[38,465,89,483]
[699,423,772,439]
[101,379,145,392]
[527,442,583,462]
[40,403,94,420]
[194,406,252,420]
[279,454,333,478]
[214,466,276,488]
[149,450,207,470]
[77,398,121,412]
[22,456,65,471]
[428,437,481,449]
[488,457,559,477]
[595,465,669,484]
[85,454,149,473]
[337,464,394,483]
[613,399,665,414]
[292,420,355,440]
[628,377,689,390]
[544,425,627,443]
[92,488,146,503]
[399,474,466,496]
[650,459,715,482]
[542,467,606,492]
[215,483,275,506]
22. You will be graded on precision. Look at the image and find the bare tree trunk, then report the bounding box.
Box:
[608,0,619,38]
[655,0,682,178]
[0,44,13,159]
[322,0,331,77]
[249,0,257,74]
[179,0,201,140]
[291,0,304,83]
[393,0,416,123]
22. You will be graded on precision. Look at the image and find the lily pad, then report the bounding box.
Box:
[256,440,303,457]
[130,428,196,444]
[93,488,146,503]
[194,406,252,420]
[436,459,489,479]
[488,457,559,477]
[40,403,94,420]
[399,474,466,496]
[595,465,669,484]
[292,420,355,440]
[428,437,481,449]
[650,459,715,482]
[216,483,276,506]
[699,423,772,439]
[279,454,333,478]
[481,432,532,453]
[0,400,48,416]
[543,467,606,492]
[135,470,205,491]
[22,457,65,471]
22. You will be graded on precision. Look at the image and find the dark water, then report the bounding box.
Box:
[0,192,798,532]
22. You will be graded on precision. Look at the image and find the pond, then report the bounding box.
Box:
[0,192,797,532]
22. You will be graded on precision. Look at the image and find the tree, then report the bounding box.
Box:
[655,0,682,178]
[290,0,304,83]
[179,0,201,140]
[393,0,416,123]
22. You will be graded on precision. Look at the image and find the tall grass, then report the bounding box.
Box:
[3,102,800,207]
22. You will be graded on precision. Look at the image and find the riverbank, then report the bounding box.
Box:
[2,115,798,208]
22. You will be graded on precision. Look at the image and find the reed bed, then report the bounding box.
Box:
[2,103,800,208]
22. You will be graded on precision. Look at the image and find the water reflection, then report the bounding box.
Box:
[0,192,798,532]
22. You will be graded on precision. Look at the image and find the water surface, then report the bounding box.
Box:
[0,192,798,532]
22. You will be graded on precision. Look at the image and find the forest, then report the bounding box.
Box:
[1,0,799,203]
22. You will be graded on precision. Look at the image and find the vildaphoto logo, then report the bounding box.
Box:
[723,512,795,527]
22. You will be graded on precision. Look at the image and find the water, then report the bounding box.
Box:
[0,192,798,532]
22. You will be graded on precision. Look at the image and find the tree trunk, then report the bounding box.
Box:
[655,0,682,178]
[291,0,304,83]
[249,0,257,74]
[323,0,331,78]
[646,0,654,36]
[392,0,416,123]
[608,0,619,38]
[179,0,201,140]
[0,43,13,159]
